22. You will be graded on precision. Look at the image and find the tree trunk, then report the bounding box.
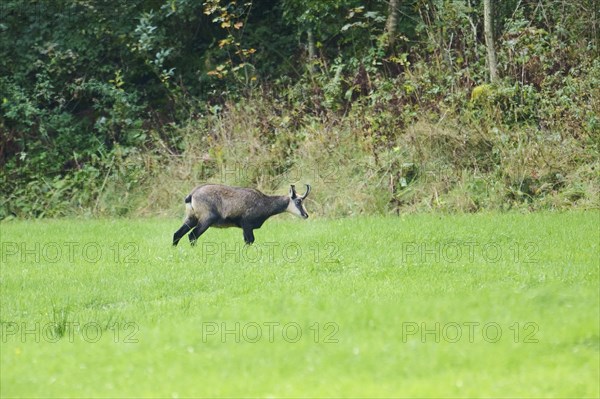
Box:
[307,28,316,61]
[307,28,317,73]
[483,0,499,83]
[385,0,399,51]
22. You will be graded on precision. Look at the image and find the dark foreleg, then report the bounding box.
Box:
[242,227,255,245]
[173,217,198,246]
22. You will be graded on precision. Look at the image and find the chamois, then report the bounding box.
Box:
[172,184,311,246]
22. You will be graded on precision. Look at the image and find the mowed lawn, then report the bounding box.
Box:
[1,212,598,398]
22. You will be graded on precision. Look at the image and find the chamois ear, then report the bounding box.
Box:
[289,185,297,199]
[301,184,311,199]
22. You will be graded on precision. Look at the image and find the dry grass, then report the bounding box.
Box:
[131,96,599,218]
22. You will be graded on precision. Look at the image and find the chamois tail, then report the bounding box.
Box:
[184,194,194,214]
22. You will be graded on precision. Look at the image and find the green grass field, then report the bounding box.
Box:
[1,212,598,398]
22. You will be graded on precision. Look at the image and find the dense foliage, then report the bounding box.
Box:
[1,0,598,218]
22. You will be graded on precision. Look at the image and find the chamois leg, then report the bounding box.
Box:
[242,227,255,245]
[173,217,198,246]
[189,221,212,246]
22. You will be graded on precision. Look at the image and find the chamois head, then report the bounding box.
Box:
[287,184,311,219]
